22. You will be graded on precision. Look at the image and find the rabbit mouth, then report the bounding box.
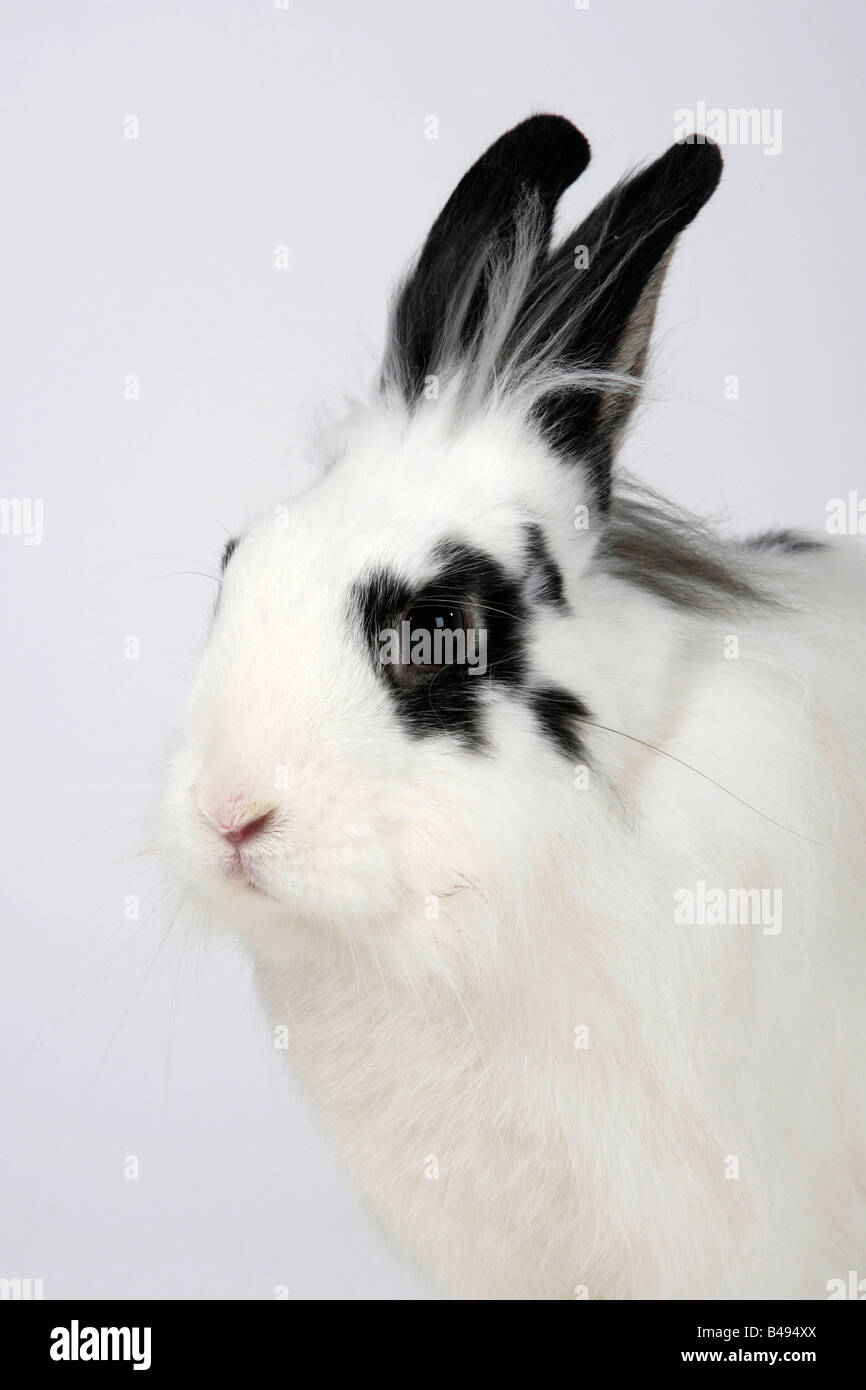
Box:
[237,871,273,900]
[224,848,272,899]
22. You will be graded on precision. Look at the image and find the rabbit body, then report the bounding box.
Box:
[162,116,866,1298]
[251,531,866,1300]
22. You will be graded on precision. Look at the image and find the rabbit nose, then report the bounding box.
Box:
[194,789,277,845]
[220,807,275,846]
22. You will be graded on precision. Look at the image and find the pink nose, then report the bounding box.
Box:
[219,808,275,846]
[194,789,277,846]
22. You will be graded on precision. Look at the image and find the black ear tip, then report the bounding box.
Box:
[494,113,591,185]
[523,113,591,175]
[655,135,723,219]
[672,134,724,181]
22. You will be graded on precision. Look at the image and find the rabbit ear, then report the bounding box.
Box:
[508,139,723,507]
[382,114,590,403]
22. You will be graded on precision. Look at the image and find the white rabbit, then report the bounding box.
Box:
[161,116,866,1300]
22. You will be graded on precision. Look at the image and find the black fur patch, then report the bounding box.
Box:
[511,139,723,508]
[220,536,239,571]
[594,491,768,612]
[213,536,241,618]
[382,116,722,513]
[350,537,588,758]
[744,529,826,555]
[383,116,590,404]
[527,686,590,761]
[524,522,567,608]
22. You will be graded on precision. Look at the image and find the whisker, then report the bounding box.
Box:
[583,717,825,846]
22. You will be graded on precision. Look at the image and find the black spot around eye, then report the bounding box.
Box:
[220,536,239,572]
[350,535,590,761]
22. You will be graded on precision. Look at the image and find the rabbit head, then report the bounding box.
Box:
[161,115,722,970]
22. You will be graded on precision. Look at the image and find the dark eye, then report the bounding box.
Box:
[397,602,470,677]
[403,603,466,638]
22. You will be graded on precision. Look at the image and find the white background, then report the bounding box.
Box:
[1,0,863,1299]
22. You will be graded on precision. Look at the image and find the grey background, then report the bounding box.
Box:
[1,0,863,1299]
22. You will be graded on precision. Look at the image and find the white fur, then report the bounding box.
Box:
[161,382,866,1299]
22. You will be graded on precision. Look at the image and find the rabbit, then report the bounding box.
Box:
[161,115,866,1300]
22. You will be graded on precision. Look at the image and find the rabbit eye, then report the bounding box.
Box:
[403,602,466,637]
[398,602,469,675]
